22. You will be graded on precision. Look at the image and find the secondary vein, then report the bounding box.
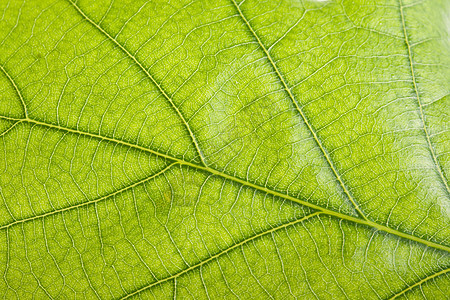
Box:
[120,212,322,299]
[398,0,450,195]
[388,267,450,299]
[0,163,179,230]
[68,0,207,166]
[0,64,28,118]
[229,0,369,221]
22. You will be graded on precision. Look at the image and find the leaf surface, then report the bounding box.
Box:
[0,0,449,299]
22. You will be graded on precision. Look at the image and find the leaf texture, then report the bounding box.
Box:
[0,0,449,299]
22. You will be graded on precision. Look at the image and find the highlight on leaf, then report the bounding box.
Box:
[0,0,448,299]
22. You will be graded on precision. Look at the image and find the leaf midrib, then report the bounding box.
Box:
[1,114,448,253]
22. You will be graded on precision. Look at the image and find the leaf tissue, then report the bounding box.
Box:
[0,0,449,299]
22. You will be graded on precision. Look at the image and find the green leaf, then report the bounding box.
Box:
[0,0,449,298]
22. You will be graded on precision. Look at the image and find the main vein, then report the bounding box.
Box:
[398,0,450,194]
[229,0,368,221]
[0,116,449,253]
[68,0,207,166]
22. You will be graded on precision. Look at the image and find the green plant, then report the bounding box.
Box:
[0,0,448,298]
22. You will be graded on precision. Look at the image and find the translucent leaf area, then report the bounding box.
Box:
[0,0,449,299]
